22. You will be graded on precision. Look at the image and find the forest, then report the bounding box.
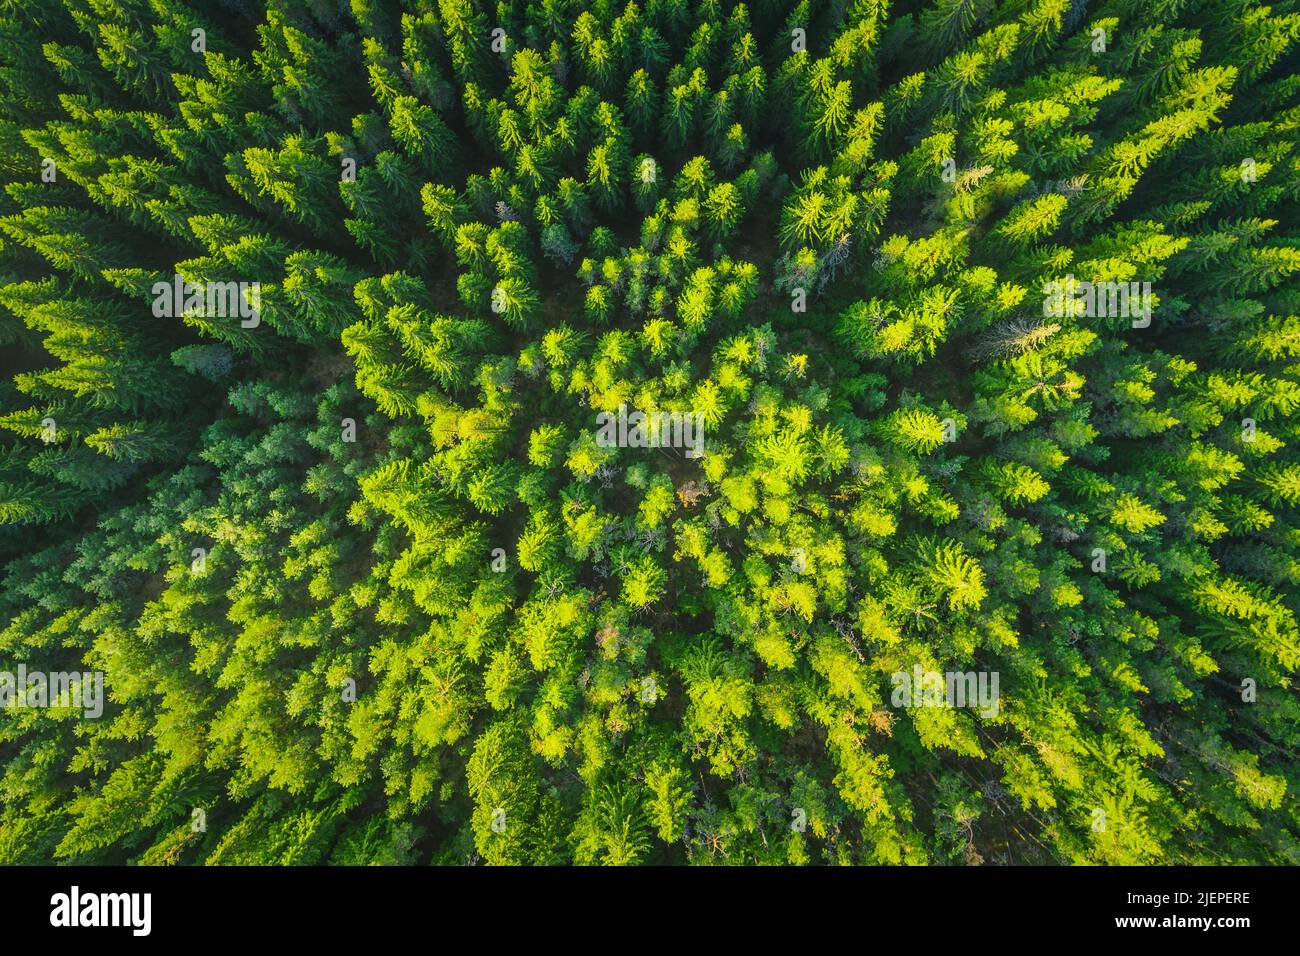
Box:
[0,0,1297,866]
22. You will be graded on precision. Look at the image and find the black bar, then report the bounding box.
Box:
[2,865,1285,941]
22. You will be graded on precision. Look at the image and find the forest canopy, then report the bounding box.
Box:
[1,0,1298,866]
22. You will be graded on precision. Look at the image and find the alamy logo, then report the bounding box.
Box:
[596,403,705,459]
[152,274,261,328]
[1042,275,1152,328]
[50,886,151,936]
[890,667,1000,718]
[0,665,103,718]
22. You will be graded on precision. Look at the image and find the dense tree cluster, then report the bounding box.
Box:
[1,0,1298,865]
